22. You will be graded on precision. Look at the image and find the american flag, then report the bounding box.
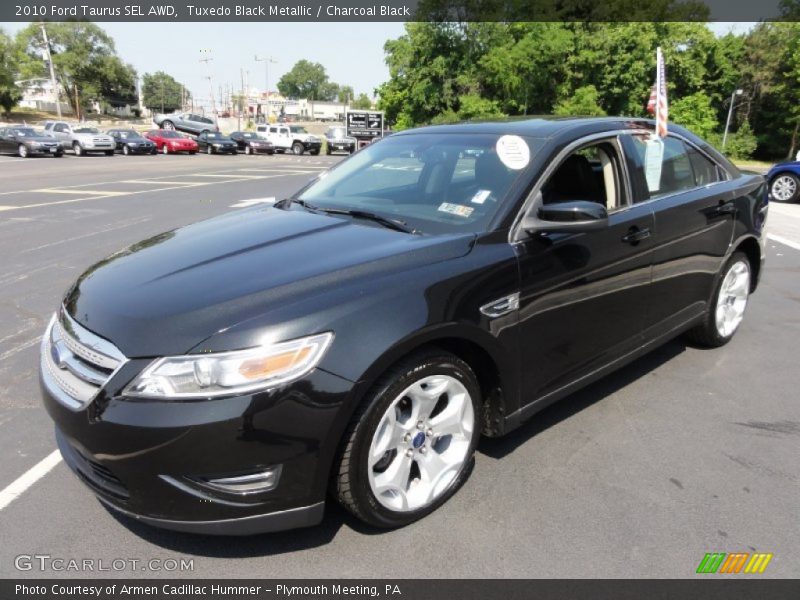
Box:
[646,47,668,137]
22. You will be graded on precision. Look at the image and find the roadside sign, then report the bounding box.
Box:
[346,110,384,139]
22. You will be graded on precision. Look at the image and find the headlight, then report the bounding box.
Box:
[123,332,333,399]
[213,142,222,147]
[128,143,138,147]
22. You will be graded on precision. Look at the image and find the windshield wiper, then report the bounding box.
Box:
[316,208,417,234]
[274,197,320,212]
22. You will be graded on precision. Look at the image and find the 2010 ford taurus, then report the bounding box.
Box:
[40,117,767,535]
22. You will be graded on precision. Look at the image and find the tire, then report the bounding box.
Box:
[333,350,481,529]
[267,150,275,156]
[292,141,304,155]
[54,151,63,158]
[123,145,130,156]
[162,144,169,155]
[73,142,83,156]
[105,150,114,156]
[161,121,175,130]
[326,147,332,156]
[189,151,196,155]
[245,145,252,155]
[310,149,320,156]
[207,146,213,155]
[150,148,157,155]
[685,251,752,348]
[770,173,799,203]
[18,144,28,158]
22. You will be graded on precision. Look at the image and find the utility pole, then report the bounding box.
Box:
[239,68,244,130]
[722,88,743,150]
[40,23,61,118]
[255,55,277,122]
[199,49,217,119]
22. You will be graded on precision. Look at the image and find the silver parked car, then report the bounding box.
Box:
[43,121,115,156]
[152,112,218,136]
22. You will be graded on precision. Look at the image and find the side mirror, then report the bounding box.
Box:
[523,200,609,234]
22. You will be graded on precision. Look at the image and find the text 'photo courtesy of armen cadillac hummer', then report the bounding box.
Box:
[40,117,767,535]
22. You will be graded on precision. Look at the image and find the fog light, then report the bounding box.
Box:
[196,466,282,495]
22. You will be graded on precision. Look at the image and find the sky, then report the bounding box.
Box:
[1,21,754,109]
[1,21,407,105]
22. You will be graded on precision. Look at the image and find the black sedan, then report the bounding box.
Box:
[106,129,157,155]
[229,131,275,155]
[40,117,766,536]
[0,126,61,157]
[196,131,238,155]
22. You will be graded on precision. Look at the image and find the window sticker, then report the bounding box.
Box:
[644,136,664,192]
[495,135,530,170]
[438,202,474,218]
[471,189,492,204]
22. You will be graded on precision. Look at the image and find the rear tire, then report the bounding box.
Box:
[770,173,799,203]
[685,251,751,348]
[332,350,481,529]
[161,121,175,130]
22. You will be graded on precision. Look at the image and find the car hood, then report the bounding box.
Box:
[74,132,112,140]
[64,207,475,357]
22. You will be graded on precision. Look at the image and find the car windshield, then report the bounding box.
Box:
[290,126,308,134]
[298,133,539,235]
[160,131,180,138]
[118,130,140,139]
[74,127,100,134]
[240,132,255,138]
[328,128,346,137]
[206,133,226,139]
[11,128,37,137]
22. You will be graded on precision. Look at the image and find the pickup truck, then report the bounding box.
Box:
[43,121,116,156]
[255,124,321,155]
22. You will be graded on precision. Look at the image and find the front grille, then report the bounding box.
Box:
[40,309,127,411]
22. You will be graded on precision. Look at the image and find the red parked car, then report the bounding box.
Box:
[144,130,198,155]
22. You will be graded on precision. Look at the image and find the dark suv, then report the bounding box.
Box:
[41,118,766,535]
[324,126,357,155]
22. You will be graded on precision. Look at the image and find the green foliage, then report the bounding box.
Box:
[142,71,189,113]
[14,22,136,118]
[352,93,373,110]
[554,85,606,116]
[0,29,21,116]
[337,85,354,103]
[277,60,338,101]
[670,91,718,138]
[710,121,758,160]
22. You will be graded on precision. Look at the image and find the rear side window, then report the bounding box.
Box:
[687,146,720,186]
[629,135,702,199]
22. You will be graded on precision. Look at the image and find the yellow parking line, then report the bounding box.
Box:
[34,188,126,196]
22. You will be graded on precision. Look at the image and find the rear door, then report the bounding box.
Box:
[620,134,736,337]
[515,135,655,404]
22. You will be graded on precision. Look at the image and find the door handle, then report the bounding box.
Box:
[714,201,736,215]
[621,227,651,244]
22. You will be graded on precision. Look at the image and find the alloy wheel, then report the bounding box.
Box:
[771,175,797,202]
[18,144,28,158]
[715,260,750,338]
[367,374,474,512]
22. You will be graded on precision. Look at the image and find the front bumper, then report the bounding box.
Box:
[42,361,357,535]
[303,141,322,151]
[123,144,155,154]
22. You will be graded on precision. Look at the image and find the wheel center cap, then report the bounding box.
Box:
[411,432,426,449]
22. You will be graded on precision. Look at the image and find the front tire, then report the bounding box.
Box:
[162,144,169,155]
[685,251,751,348]
[244,145,252,155]
[73,142,83,156]
[333,350,480,529]
[161,120,175,131]
[18,144,28,158]
[292,141,304,155]
[123,145,130,156]
[207,146,213,155]
[770,173,799,203]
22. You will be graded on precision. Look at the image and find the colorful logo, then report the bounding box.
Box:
[696,552,773,574]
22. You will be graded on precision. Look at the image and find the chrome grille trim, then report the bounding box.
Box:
[40,309,128,411]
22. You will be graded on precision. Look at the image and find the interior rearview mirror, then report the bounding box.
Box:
[522,199,609,234]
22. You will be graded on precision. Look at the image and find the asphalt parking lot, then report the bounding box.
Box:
[0,153,798,579]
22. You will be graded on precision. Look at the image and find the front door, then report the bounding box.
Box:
[515,137,655,404]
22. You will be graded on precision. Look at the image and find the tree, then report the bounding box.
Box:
[0,29,21,117]
[277,60,338,101]
[14,22,133,118]
[337,85,354,103]
[670,91,718,138]
[352,93,373,109]
[142,71,189,113]
[554,85,606,116]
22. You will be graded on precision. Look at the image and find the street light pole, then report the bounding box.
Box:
[199,49,217,119]
[722,88,743,150]
[40,23,61,118]
[255,55,277,121]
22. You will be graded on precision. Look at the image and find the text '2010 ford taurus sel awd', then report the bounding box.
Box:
[40,118,767,535]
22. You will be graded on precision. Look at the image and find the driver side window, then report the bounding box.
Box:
[542,140,626,212]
